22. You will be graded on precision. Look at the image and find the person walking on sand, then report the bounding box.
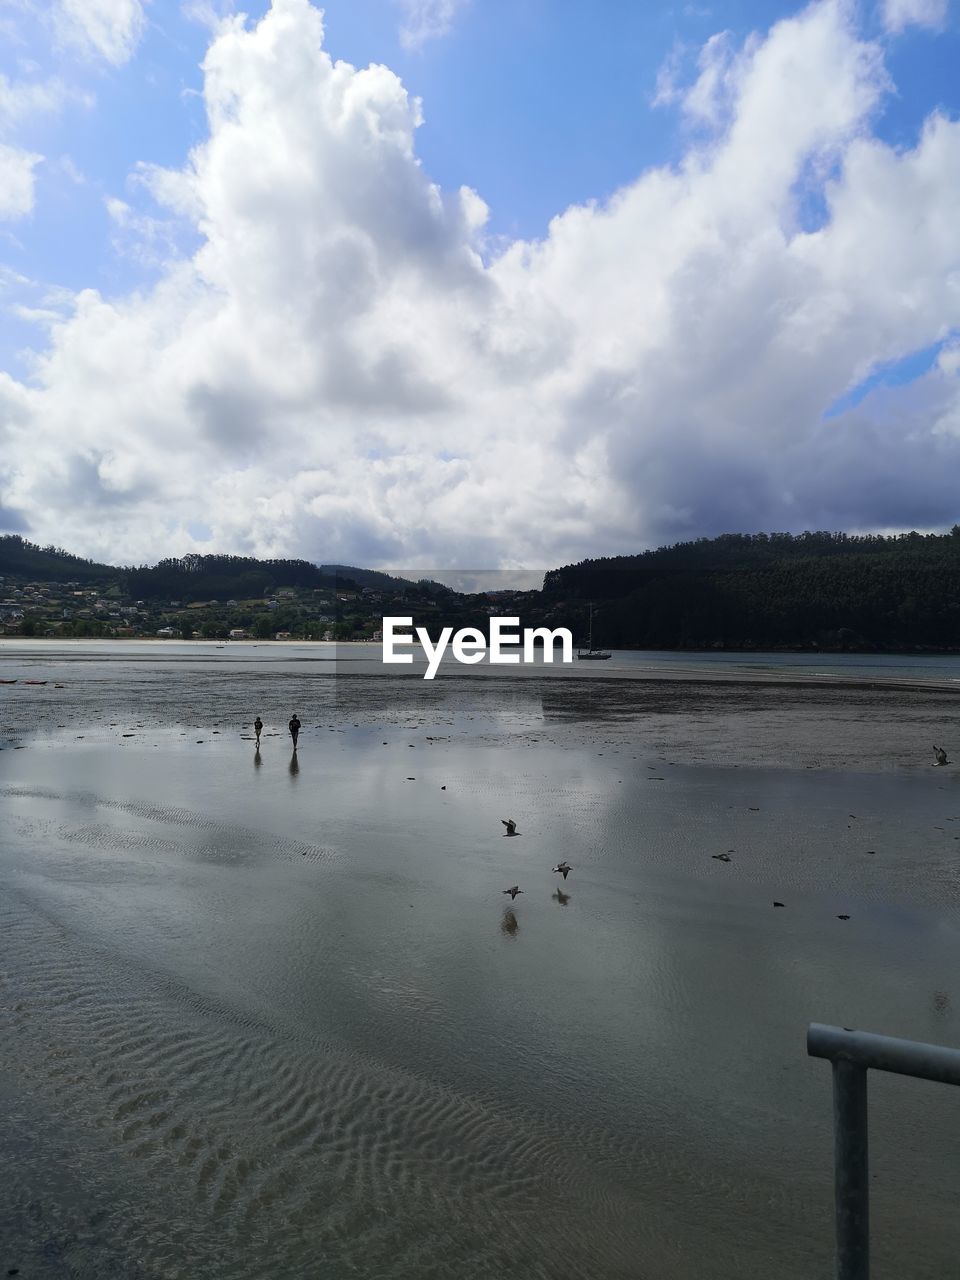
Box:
[254,716,263,748]
[289,714,301,750]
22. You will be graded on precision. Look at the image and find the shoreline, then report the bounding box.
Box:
[5,637,960,695]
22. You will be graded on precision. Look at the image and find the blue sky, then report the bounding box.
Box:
[1,0,959,566]
[5,1,959,296]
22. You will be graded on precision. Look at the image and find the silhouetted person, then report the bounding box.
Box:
[289,714,301,750]
[254,716,263,747]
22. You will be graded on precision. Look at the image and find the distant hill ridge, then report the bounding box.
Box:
[6,528,960,649]
[0,537,415,601]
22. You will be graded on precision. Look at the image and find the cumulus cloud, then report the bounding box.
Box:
[880,0,949,33]
[52,0,148,66]
[395,0,469,50]
[1,0,959,568]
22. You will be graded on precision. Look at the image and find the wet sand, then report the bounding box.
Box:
[4,642,960,771]
[2,646,960,1278]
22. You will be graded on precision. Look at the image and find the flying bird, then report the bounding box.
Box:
[934,746,949,766]
[501,819,518,836]
[502,885,523,900]
[552,861,572,880]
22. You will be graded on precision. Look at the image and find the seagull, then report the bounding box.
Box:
[773,901,785,908]
[552,861,572,880]
[837,914,850,921]
[934,746,949,766]
[501,819,518,836]
[502,885,523,900]
[712,853,732,863]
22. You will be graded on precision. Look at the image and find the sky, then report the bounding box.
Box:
[0,0,959,571]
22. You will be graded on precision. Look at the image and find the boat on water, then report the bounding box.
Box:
[23,679,47,685]
[0,678,17,684]
[577,604,612,660]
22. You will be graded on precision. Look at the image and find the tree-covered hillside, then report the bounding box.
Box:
[7,528,960,650]
[126,554,343,601]
[544,530,960,650]
[0,538,420,602]
[0,536,117,583]
[0,539,348,601]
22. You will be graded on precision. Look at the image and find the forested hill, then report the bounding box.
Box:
[544,530,960,650]
[0,538,361,601]
[0,536,116,583]
[7,528,960,650]
[127,555,343,601]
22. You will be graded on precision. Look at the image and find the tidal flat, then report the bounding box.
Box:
[3,642,960,1278]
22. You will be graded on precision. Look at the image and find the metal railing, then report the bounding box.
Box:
[807,1022,960,1280]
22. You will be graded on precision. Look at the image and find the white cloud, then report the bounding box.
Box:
[52,0,148,66]
[105,195,182,266]
[180,0,236,32]
[1,0,960,567]
[881,0,949,33]
[0,141,41,219]
[0,68,92,220]
[651,41,686,108]
[395,0,469,50]
[0,72,74,128]
[54,153,86,185]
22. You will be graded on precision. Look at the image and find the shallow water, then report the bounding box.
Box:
[2,646,960,1277]
[6,635,960,684]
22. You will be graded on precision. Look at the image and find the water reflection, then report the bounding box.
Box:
[254,747,262,770]
[552,889,571,906]
[289,751,300,779]
[500,908,519,938]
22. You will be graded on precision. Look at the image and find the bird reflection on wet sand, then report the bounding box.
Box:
[289,751,300,778]
[500,908,519,937]
[552,889,571,906]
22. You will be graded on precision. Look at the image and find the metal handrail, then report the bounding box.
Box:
[808,1022,960,1280]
